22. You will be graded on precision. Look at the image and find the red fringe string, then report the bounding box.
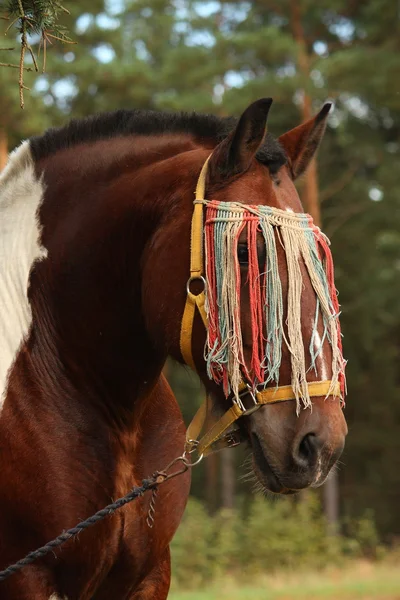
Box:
[205,203,220,384]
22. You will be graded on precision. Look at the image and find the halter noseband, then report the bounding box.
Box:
[180,154,342,457]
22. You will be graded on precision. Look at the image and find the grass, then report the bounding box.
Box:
[169,560,400,599]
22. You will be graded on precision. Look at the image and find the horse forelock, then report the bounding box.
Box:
[0,140,47,406]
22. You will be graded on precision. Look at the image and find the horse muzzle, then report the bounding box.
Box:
[247,395,348,494]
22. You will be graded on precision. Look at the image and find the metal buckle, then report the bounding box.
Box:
[235,383,261,416]
[224,431,242,448]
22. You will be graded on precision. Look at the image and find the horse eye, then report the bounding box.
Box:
[257,245,266,268]
[237,245,249,265]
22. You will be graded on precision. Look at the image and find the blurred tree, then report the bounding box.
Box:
[0,62,49,166]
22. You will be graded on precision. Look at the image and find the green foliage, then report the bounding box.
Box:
[239,494,341,571]
[0,57,48,147]
[170,499,215,588]
[170,495,381,588]
[343,510,384,560]
[5,0,72,41]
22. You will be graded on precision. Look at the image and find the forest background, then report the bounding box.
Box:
[1,0,399,594]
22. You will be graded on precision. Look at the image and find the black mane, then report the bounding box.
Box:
[30,107,287,172]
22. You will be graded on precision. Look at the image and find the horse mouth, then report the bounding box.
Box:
[251,433,297,495]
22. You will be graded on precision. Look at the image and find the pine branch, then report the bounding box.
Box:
[1,0,74,108]
[0,61,33,70]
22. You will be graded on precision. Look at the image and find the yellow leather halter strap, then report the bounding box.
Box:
[180,155,341,457]
[187,380,340,456]
[179,155,211,370]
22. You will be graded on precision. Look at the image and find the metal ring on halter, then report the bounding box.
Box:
[186,275,206,296]
[181,440,203,468]
[185,439,200,453]
[183,451,204,467]
[182,441,204,466]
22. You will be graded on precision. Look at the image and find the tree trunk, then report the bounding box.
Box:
[323,471,340,534]
[0,126,7,171]
[290,0,340,534]
[220,448,235,509]
[290,0,321,224]
[304,156,321,226]
[206,452,219,513]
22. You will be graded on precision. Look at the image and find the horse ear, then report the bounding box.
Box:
[278,103,332,180]
[207,98,273,184]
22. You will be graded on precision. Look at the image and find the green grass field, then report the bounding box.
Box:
[169,560,400,599]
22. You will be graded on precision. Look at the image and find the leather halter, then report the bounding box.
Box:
[180,155,341,457]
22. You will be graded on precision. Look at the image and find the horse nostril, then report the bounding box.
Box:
[295,433,319,468]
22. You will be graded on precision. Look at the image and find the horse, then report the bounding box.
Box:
[0,98,348,599]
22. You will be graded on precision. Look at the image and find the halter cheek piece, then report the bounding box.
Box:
[180,154,341,457]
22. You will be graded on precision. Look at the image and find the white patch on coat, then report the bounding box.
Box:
[313,329,328,380]
[0,140,47,405]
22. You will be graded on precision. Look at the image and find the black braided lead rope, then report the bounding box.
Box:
[0,477,157,583]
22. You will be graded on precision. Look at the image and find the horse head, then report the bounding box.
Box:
[148,98,347,494]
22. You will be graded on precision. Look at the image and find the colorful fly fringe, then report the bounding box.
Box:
[201,200,346,412]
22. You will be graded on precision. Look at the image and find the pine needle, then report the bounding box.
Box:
[1,0,74,108]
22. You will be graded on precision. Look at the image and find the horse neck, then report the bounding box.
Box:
[27,135,200,425]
